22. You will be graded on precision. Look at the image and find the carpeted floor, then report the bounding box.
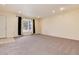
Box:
[0,34,79,55]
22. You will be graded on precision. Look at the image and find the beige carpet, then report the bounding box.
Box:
[0,38,15,44]
[0,35,79,55]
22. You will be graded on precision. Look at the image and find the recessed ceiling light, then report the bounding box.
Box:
[60,7,64,11]
[52,10,55,13]
[18,10,22,14]
[37,16,40,18]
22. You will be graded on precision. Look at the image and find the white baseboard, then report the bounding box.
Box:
[41,33,79,41]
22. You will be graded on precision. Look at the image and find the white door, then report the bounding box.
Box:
[22,19,33,35]
[0,16,6,38]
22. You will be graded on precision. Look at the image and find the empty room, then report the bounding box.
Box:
[0,4,79,55]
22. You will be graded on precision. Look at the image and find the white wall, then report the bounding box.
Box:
[0,16,6,38]
[41,10,79,40]
[6,15,18,37]
[0,11,18,38]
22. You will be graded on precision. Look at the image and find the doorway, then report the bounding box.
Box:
[22,18,33,35]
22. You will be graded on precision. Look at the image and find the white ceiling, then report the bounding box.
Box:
[0,4,79,18]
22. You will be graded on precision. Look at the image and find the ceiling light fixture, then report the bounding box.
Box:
[60,7,64,11]
[52,10,55,13]
[37,16,40,18]
[18,10,22,14]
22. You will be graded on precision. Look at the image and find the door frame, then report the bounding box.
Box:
[21,18,33,35]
